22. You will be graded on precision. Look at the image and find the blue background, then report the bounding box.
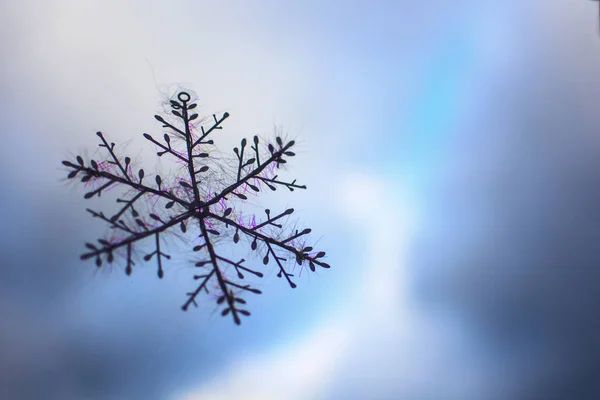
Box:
[3,1,600,399]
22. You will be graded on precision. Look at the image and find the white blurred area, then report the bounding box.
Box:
[174,172,416,400]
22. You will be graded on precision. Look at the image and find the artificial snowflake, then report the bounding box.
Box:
[62,91,329,324]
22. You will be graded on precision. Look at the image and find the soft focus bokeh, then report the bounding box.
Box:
[3,1,600,399]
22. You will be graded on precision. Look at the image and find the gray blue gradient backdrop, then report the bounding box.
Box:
[2,1,600,399]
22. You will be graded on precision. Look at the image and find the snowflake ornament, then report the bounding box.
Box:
[62,91,329,325]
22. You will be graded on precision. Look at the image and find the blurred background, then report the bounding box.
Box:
[3,0,600,399]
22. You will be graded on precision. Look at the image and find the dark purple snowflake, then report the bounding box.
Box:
[62,91,329,324]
